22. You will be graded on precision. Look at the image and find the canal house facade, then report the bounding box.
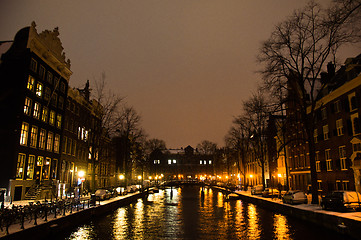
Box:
[0,22,71,201]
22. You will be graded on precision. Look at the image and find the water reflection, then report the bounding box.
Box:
[59,186,347,240]
[273,214,291,240]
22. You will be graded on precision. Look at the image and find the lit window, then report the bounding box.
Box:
[27,155,35,179]
[168,159,172,164]
[209,160,212,164]
[24,97,32,115]
[30,126,38,148]
[316,161,321,172]
[336,119,344,136]
[339,146,347,170]
[39,129,46,149]
[56,114,62,129]
[36,83,43,97]
[46,132,53,151]
[49,110,55,125]
[27,76,35,91]
[33,102,40,119]
[323,125,329,140]
[200,160,203,165]
[16,154,26,179]
[42,107,48,122]
[20,122,29,145]
[173,159,177,164]
[325,149,332,171]
[317,180,322,192]
[54,134,60,153]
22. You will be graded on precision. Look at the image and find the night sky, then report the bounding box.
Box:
[1,0,360,148]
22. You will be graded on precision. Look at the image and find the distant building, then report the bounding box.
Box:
[149,146,215,181]
[0,22,71,201]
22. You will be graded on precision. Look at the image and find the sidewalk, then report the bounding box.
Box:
[234,190,361,239]
[0,192,140,239]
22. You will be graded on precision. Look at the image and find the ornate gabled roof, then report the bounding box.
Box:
[27,21,72,81]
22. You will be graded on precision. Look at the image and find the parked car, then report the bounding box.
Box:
[321,191,361,211]
[282,190,307,204]
[251,185,264,195]
[95,189,112,200]
[262,188,280,198]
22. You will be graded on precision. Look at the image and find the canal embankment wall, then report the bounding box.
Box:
[212,186,361,240]
[1,191,146,240]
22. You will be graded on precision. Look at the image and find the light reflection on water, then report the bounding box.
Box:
[61,186,345,240]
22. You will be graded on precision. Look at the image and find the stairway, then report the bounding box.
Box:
[24,183,54,200]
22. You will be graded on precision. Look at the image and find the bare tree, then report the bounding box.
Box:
[258,0,361,203]
[196,140,218,155]
[242,91,272,189]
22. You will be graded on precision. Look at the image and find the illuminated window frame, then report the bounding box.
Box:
[27,155,35,179]
[36,83,43,98]
[20,122,29,145]
[46,132,54,152]
[33,102,40,119]
[16,153,26,179]
[27,76,35,91]
[24,97,32,115]
[39,129,46,149]
[30,126,38,148]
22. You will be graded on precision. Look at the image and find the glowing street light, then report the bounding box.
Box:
[119,174,125,180]
[137,175,142,180]
[78,170,85,178]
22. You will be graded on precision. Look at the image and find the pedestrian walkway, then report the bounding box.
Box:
[0,192,140,239]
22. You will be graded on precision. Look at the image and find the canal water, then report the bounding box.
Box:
[56,186,349,240]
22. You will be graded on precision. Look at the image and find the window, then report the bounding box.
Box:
[317,180,322,192]
[336,180,342,190]
[44,87,51,102]
[27,76,35,91]
[209,160,212,164]
[36,83,43,98]
[200,160,203,165]
[20,122,29,145]
[316,161,321,172]
[30,126,38,148]
[43,158,51,180]
[16,154,26,179]
[51,92,57,107]
[54,134,60,153]
[47,71,53,84]
[49,110,55,125]
[173,159,177,164]
[336,119,344,136]
[342,181,349,190]
[39,65,45,80]
[39,129,46,149]
[26,155,35,179]
[41,107,48,123]
[325,149,332,171]
[30,58,37,72]
[56,114,62,129]
[154,160,160,164]
[58,96,64,110]
[60,81,66,93]
[323,125,329,140]
[168,159,172,164]
[72,140,76,156]
[321,107,327,120]
[353,143,361,152]
[67,138,72,155]
[314,129,318,143]
[24,97,32,115]
[46,132,53,151]
[33,102,40,119]
[351,113,360,135]
[54,77,60,89]
[334,100,341,113]
[348,92,359,111]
